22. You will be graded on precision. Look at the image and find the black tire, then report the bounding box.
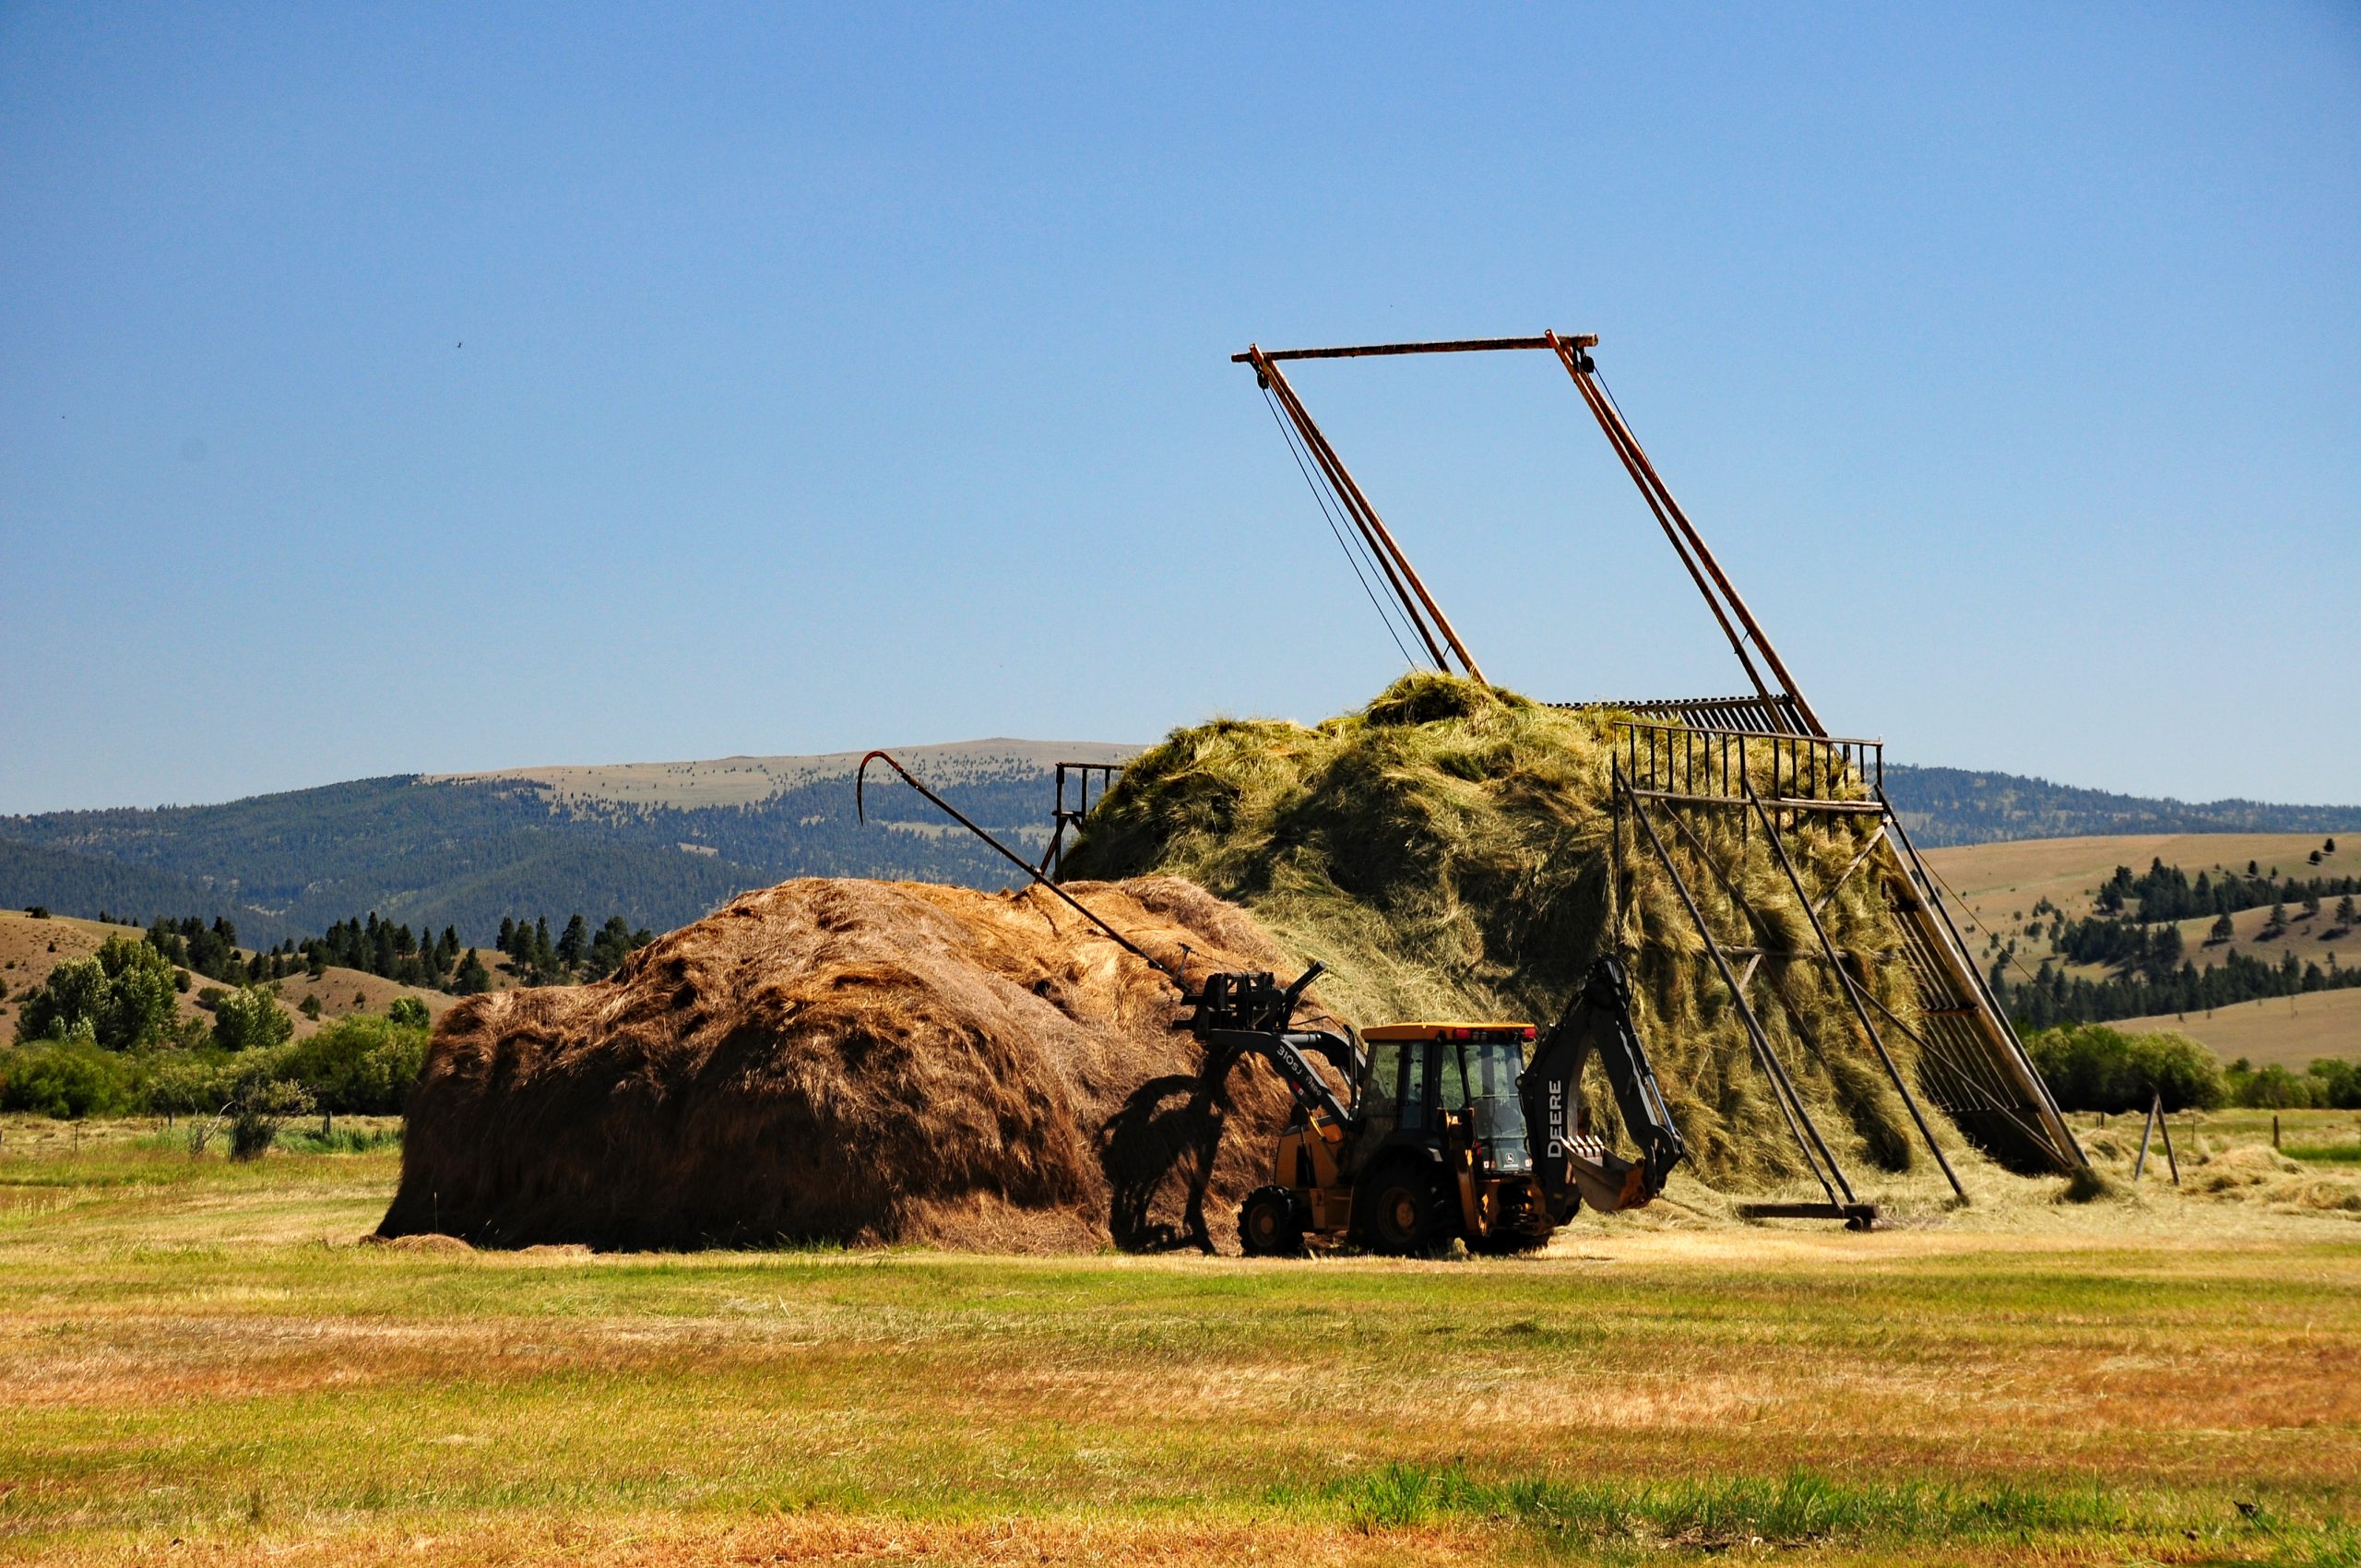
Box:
[1238,1185,1307,1257]
[1359,1164,1457,1256]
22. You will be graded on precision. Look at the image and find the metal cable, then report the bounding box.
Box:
[1261,383,1423,671]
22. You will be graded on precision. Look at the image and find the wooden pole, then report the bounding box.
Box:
[1250,350,1486,683]
[2133,1096,2158,1181]
[1741,778,1966,1201]
[1545,332,1826,736]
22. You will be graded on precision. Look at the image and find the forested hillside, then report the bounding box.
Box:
[9,746,2355,948]
[0,762,1074,946]
[1884,765,2361,848]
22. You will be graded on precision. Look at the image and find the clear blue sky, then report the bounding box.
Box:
[4,5,2355,814]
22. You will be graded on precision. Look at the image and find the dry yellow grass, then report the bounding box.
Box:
[3,1114,2358,1564]
[2114,985,2361,1068]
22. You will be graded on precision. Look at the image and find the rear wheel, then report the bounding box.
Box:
[1238,1185,1307,1257]
[1359,1164,1456,1256]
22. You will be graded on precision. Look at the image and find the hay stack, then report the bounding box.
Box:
[1062,673,1946,1190]
[379,875,1323,1252]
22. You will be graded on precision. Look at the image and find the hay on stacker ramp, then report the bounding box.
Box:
[1063,673,1957,1192]
[379,875,1324,1252]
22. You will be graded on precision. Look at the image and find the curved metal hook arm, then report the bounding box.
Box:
[855,750,1182,982]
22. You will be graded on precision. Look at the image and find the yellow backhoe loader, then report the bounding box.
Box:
[1189,957,1686,1256]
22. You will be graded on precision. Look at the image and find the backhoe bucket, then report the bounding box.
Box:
[1524,956,1688,1219]
[1562,1139,1652,1214]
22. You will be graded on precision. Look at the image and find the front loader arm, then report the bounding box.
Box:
[1522,956,1687,1217]
[1201,1028,1358,1134]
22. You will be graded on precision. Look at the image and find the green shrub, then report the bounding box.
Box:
[2222,1061,2349,1110]
[2303,1058,2361,1110]
[276,1015,427,1114]
[210,986,293,1051]
[228,1078,315,1160]
[386,996,431,1030]
[140,1054,221,1120]
[0,1040,136,1118]
[2024,1024,2224,1111]
[13,937,180,1050]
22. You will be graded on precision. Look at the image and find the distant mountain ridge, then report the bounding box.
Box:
[4,745,2353,942]
[1880,765,2361,848]
[0,741,1142,947]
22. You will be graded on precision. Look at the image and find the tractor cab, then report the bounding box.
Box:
[1356,1023,1537,1177]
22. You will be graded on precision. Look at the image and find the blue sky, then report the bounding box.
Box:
[3,4,2355,814]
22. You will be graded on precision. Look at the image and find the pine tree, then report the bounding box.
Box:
[452,949,492,996]
[557,914,587,971]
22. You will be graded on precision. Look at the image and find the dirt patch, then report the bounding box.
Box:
[381,875,1322,1253]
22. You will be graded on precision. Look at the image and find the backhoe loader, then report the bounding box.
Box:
[1191,956,1686,1256]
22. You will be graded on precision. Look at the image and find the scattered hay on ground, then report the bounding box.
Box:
[362,1232,475,1254]
[2049,1123,2361,1218]
[381,875,1324,1253]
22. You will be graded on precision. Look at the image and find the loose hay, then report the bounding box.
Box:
[381,876,1323,1252]
[1063,673,1956,1191]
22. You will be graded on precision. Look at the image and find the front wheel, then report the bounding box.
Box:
[1359,1165,1456,1256]
[1239,1185,1307,1257]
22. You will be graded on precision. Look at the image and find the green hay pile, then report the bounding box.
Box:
[1063,673,1952,1192]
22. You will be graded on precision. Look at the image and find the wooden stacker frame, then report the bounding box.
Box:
[1234,333,2086,1188]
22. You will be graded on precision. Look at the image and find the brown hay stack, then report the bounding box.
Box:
[378,874,1322,1252]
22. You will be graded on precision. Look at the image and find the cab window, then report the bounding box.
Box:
[1398,1040,1430,1132]
[1361,1041,1401,1137]
[1437,1045,1471,1111]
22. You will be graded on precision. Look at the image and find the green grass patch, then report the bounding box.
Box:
[1295,1462,2359,1560]
[277,1123,403,1154]
[2285,1143,2361,1165]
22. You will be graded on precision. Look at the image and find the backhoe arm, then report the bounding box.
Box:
[1522,956,1687,1218]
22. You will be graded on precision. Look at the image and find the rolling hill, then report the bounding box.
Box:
[1881,766,2361,848]
[0,741,1139,947]
[1922,831,2361,1062]
[5,741,2355,953]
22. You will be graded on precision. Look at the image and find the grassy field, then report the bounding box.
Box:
[3,1118,2359,1564]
